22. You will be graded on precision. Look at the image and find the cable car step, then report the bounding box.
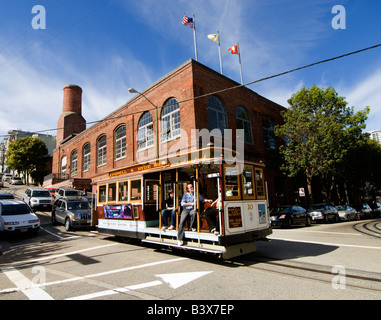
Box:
[142,236,226,254]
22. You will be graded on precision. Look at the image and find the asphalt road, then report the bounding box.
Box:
[1,183,380,308]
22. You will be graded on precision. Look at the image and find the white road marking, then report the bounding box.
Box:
[5,243,119,267]
[67,271,213,300]
[156,271,213,289]
[40,226,81,240]
[66,280,163,300]
[1,266,54,300]
[270,237,381,249]
[0,257,188,295]
[273,229,361,236]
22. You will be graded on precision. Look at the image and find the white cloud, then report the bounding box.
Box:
[340,68,381,131]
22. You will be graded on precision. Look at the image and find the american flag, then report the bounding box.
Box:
[182,15,193,28]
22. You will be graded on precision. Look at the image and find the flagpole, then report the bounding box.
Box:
[237,42,243,84]
[193,13,198,61]
[217,30,223,74]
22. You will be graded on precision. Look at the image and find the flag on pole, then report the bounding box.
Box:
[182,14,193,28]
[207,33,219,44]
[208,31,223,74]
[227,45,239,54]
[182,13,198,61]
[228,43,243,84]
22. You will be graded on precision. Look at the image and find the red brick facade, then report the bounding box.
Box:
[50,59,289,207]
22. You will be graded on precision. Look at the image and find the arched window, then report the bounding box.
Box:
[262,117,276,150]
[137,112,153,150]
[115,126,126,160]
[71,150,78,177]
[161,98,180,142]
[83,143,91,172]
[208,95,227,134]
[61,156,67,179]
[97,135,107,166]
[236,106,253,144]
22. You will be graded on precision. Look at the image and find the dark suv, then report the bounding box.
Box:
[51,196,92,231]
[307,203,339,223]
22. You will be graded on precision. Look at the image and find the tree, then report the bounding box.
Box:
[5,137,49,184]
[274,85,369,204]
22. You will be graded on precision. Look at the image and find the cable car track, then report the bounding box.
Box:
[353,220,381,239]
[236,255,381,293]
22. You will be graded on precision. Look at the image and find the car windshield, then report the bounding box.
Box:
[1,204,33,215]
[32,191,51,197]
[66,190,80,196]
[336,205,347,210]
[308,205,325,212]
[270,207,291,215]
[67,201,90,210]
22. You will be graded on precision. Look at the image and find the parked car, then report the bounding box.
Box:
[307,203,339,223]
[0,193,15,199]
[369,202,381,218]
[336,205,358,221]
[270,205,311,227]
[351,204,373,219]
[10,177,23,185]
[0,199,40,233]
[2,173,13,183]
[51,196,92,231]
[54,187,81,200]
[23,187,53,211]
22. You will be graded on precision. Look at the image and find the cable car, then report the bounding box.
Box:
[95,146,271,259]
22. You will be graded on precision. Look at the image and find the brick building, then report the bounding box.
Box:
[45,59,291,207]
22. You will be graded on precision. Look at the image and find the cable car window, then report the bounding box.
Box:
[108,183,116,202]
[224,165,241,199]
[98,185,106,203]
[130,179,142,202]
[255,168,265,199]
[118,181,128,202]
[242,165,255,199]
[145,181,158,203]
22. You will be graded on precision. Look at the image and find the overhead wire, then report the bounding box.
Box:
[1,41,381,138]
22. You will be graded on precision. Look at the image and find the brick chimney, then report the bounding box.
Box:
[56,84,86,147]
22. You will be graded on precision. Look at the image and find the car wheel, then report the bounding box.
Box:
[305,217,312,227]
[65,218,72,231]
[324,215,329,223]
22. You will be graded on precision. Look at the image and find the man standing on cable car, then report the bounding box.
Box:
[178,183,212,246]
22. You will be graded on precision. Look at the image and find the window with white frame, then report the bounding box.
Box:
[137,112,153,150]
[83,143,91,172]
[71,150,78,177]
[236,106,253,144]
[161,98,180,142]
[61,156,67,179]
[208,95,227,135]
[115,126,126,160]
[97,135,107,166]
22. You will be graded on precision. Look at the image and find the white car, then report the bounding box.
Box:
[0,199,40,233]
[23,187,53,211]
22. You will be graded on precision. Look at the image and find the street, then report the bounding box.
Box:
[0,184,380,305]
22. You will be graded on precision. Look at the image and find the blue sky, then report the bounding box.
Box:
[1,0,381,139]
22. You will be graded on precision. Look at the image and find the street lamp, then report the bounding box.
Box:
[128,88,159,160]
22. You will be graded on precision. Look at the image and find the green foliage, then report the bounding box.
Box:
[275,85,370,202]
[5,137,49,183]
